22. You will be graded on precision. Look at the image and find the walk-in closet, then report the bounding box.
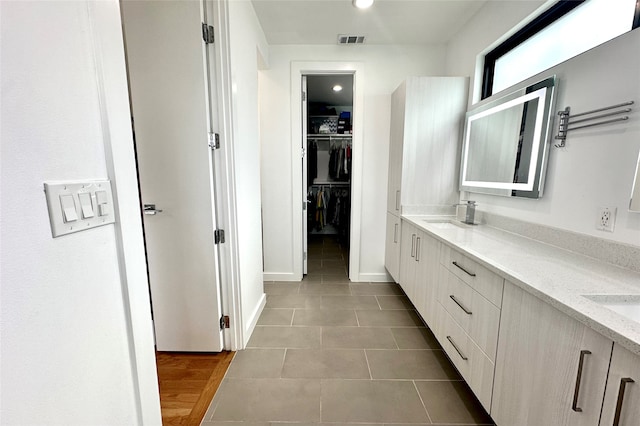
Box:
[304,75,353,279]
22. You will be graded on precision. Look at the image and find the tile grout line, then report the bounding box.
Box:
[363,349,373,380]
[375,295,383,310]
[413,379,435,425]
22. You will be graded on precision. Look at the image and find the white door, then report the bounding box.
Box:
[302,75,308,274]
[122,0,223,352]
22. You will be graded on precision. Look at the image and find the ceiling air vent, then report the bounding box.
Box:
[338,35,366,45]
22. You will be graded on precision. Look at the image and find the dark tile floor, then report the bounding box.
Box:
[202,235,494,425]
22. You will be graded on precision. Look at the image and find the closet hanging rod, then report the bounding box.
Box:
[307,134,352,139]
[312,181,350,186]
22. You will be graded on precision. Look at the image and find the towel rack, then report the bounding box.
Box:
[554,101,633,148]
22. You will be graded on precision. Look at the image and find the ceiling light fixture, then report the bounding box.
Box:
[333,85,343,92]
[352,0,373,9]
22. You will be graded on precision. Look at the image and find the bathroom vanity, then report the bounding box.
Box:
[396,215,640,426]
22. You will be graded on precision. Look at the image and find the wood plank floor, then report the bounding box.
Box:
[156,351,235,426]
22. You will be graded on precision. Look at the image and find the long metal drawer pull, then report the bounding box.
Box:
[452,261,476,277]
[571,350,592,412]
[449,295,472,315]
[415,237,421,262]
[446,336,468,360]
[612,377,634,426]
[395,190,400,211]
[411,234,416,257]
[393,223,398,243]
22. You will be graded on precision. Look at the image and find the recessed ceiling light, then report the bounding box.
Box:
[333,85,343,92]
[352,0,373,9]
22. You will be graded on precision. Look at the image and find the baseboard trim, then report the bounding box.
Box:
[356,272,394,283]
[263,272,300,282]
[242,293,266,349]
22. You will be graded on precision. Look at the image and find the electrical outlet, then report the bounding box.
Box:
[596,206,616,232]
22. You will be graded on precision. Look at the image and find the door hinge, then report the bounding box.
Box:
[303,251,307,260]
[208,132,220,150]
[220,315,230,330]
[303,201,307,211]
[301,148,306,158]
[302,91,306,101]
[214,229,225,244]
[202,23,215,44]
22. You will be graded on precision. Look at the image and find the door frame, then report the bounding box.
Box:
[290,61,365,282]
[91,0,242,421]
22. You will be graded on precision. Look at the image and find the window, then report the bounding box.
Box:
[482,0,640,99]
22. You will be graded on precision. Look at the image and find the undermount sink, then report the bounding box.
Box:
[583,294,640,323]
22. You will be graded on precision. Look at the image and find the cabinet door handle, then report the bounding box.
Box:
[446,336,468,360]
[395,190,400,211]
[452,261,476,277]
[612,377,635,426]
[449,295,472,315]
[411,234,416,257]
[571,350,592,412]
[393,223,398,243]
[415,237,421,262]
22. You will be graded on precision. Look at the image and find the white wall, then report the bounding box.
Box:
[1,1,160,424]
[260,45,447,280]
[447,3,640,246]
[445,1,547,105]
[227,0,269,344]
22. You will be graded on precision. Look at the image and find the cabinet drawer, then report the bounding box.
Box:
[440,266,501,361]
[437,303,495,412]
[441,245,504,307]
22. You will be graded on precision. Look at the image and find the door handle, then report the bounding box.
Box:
[571,350,591,412]
[452,261,476,277]
[411,234,416,257]
[613,377,634,426]
[393,223,398,243]
[449,295,472,315]
[446,336,468,360]
[144,204,164,215]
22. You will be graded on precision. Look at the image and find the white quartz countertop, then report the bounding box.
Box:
[402,214,640,356]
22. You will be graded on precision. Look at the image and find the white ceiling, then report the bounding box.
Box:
[251,0,488,45]
[307,74,354,105]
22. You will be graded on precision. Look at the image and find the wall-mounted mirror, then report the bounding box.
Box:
[631,149,640,211]
[460,76,557,198]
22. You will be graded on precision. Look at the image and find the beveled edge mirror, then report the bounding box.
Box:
[460,76,557,199]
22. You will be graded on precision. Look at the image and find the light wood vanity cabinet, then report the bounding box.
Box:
[434,246,504,412]
[394,225,640,426]
[398,222,441,327]
[384,77,468,283]
[384,212,401,282]
[600,344,640,426]
[492,282,613,426]
[399,221,419,301]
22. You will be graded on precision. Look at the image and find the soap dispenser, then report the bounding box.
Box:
[455,200,476,225]
[463,200,476,225]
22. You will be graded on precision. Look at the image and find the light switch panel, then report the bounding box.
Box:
[44,180,115,238]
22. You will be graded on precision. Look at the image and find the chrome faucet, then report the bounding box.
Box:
[454,200,476,225]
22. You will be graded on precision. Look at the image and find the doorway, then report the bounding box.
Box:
[304,75,353,282]
[291,62,364,282]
